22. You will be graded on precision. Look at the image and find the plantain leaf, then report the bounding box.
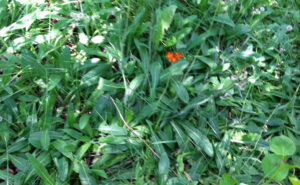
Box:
[79,114,90,130]
[172,81,189,103]
[41,129,50,151]
[181,124,214,157]
[78,161,97,185]
[26,154,55,185]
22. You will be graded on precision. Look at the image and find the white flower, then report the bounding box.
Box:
[91,35,104,44]
[71,12,84,21]
[79,32,89,45]
[286,25,293,31]
[256,9,261,14]
[91,58,100,63]
[260,7,265,12]
[0,116,2,122]
[280,48,286,52]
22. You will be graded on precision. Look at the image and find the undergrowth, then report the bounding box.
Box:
[0,0,300,184]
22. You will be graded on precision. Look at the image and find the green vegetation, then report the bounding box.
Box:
[0,0,300,184]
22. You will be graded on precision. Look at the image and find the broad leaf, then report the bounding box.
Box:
[181,124,214,157]
[270,136,296,156]
[26,154,55,185]
[172,81,189,103]
[153,5,177,48]
[261,154,289,182]
[78,161,97,185]
[41,129,50,151]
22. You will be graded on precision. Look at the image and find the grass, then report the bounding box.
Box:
[0,0,300,184]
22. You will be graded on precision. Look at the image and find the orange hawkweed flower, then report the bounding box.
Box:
[165,52,183,63]
[170,56,177,63]
[166,52,174,60]
[166,52,177,63]
[175,52,183,60]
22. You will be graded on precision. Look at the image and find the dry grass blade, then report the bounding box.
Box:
[110,96,192,181]
[110,96,160,159]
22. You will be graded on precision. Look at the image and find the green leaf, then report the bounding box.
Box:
[289,176,300,185]
[92,94,109,115]
[80,64,111,87]
[227,24,251,39]
[53,140,74,160]
[26,154,55,185]
[182,15,198,25]
[24,152,51,184]
[55,157,69,182]
[195,56,217,69]
[214,14,235,27]
[0,170,13,181]
[160,61,189,81]
[125,8,145,38]
[172,81,189,103]
[63,129,83,139]
[4,98,19,120]
[78,161,97,185]
[150,62,161,97]
[7,140,27,153]
[159,152,170,175]
[79,114,90,130]
[153,5,177,48]
[135,103,157,123]
[165,27,192,47]
[150,62,161,89]
[261,154,289,182]
[129,74,144,92]
[159,151,170,182]
[10,155,29,171]
[177,155,186,175]
[98,125,127,136]
[93,153,127,169]
[90,169,108,179]
[47,75,62,91]
[160,5,177,31]
[67,103,75,128]
[181,124,214,157]
[252,117,285,126]
[170,121,188,150]
[125,74,144,102]
[270,136,296,156]
[41,129,50,151]
[187,30,218,50]
[219,173,238,185]
[134,38,150,73]
[97,77,124,92]
[0,11,36,36]
[76,143,92,160]
[99,136,127,145]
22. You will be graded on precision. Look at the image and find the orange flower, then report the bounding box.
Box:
[175,52,183,60]
[166,52,174,59]
[166,52,183,63]
[170,56,177,63]
[166,52,177,63]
